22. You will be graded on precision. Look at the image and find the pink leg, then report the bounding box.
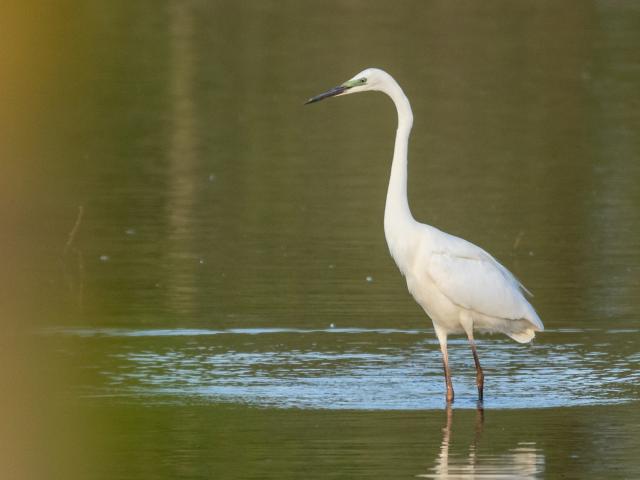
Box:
[435,327,454,402]
[468,336,484,401]
[460,314,484,402]
[442,343,454,403]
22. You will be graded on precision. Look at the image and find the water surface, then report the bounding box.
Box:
[49,326,639,410]
[3,1,639,479]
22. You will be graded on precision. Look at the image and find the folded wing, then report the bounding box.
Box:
[427,238,543,331]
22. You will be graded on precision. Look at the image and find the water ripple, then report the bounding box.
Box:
[49,327,640,410]
[45,327,429,337]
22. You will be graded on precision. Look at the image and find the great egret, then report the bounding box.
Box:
[306,68,543,403]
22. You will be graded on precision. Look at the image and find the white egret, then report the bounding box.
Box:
[306,68,543,403]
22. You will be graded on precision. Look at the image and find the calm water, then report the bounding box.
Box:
[3,1,640,479]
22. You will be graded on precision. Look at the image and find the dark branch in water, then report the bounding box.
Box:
[62,205,85,310]
[64,205,84,257]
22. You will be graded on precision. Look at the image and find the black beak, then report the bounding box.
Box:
[305,85,348,105]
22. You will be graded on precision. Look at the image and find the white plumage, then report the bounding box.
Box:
[306,68,543,402]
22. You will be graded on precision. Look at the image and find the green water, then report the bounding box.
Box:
[2,1,639,478]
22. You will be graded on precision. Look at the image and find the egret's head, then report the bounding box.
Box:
[305,68,386,104]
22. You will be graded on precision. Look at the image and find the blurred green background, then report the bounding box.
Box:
[1,1,639,479]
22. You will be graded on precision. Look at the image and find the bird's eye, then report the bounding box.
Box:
[359,78,367,84]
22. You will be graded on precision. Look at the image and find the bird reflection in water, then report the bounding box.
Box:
[419,406,545,479]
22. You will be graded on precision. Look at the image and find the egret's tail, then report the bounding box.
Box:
[505,315,543,343]
[506,328,537,344]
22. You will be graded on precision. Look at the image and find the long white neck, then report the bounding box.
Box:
[382,77,416,257]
